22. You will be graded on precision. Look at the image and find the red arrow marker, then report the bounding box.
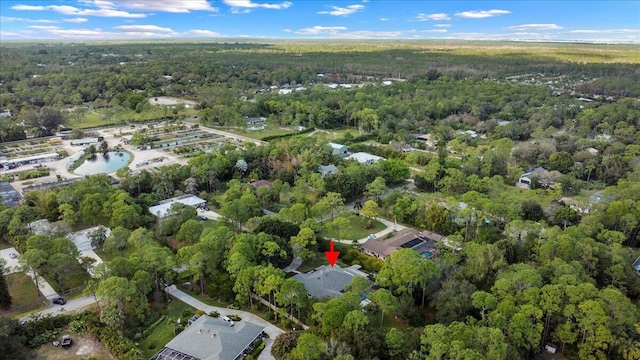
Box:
[324,240,340,267]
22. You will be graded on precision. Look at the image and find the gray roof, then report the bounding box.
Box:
[158,315,264,360]
[149,195,206,218]
[292,265,368,298]
[318,164,338,176]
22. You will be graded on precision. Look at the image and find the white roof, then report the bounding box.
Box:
[329,142,346,149]
[149,195,206,218]
[0,152,58,164]
[347,152,384,164]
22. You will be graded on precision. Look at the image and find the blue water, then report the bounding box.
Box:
[420,251,434,258]
[74,151,131,175]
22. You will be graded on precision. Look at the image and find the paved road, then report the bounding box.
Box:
[20,295,98,323]
[166,286,283,360]
[282,257,302,273]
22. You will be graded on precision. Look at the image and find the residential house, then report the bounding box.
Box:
[329,142,349,156]
[318,164,339,177]
[250,180,272,190]
[517,167,549,189]
[634,256,640,276]
[151,315,265,360]
[149,194,207,218]
[361,228,443,260]
[291,265,368,298]
[346,152,383,165]
[246,117,266,126]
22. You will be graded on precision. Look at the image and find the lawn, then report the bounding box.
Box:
[139,296,197,358]
[320,213,386,240]
[211,125,297,140]
[2,272,46,317]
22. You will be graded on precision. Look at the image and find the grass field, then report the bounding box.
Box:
[3,272,46,316]
[139,297,197,358]
[211,125,297,140]
[320,213,386,241]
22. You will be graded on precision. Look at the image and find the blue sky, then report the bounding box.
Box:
[1,1,638,42]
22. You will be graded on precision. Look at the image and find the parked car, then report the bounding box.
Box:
[367,234,377,239]
[8,252,18,259]
[222,316,235,327]
[52,297,66,305]
[199,215,208,220]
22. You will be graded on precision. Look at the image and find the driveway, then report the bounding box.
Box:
[0,247,21,274]
[165,286,283,360]
[20,295,98,323]
[66,227,108,276]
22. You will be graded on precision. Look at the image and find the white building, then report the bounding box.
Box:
[347,152,384,165]
[149,194,207,218]
[0,152,59,168]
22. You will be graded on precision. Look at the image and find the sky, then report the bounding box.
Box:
[0,0,638,43]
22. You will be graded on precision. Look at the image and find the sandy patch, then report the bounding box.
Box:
[149,96,197,106]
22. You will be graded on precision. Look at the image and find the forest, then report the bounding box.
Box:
[0,40,639,360]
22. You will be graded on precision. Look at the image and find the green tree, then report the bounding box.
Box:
[370,288,397,329]
[343,310,369,331]
[0,272,11,310]
[365,176,387,202]
[289,227,316,260]
[103,226,130,256]
[361,200,381,227]
[176,219,204,244]
[291,333,327,360]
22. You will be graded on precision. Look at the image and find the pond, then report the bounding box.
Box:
[74,151,131,176]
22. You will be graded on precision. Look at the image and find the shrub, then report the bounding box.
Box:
[195,310,205,316]
[228,314,241,322]
[209,311,220,318]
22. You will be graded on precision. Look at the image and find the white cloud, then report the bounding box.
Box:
[63,17,89,23]
[421,29,447,33]
[507,24,563,31]
[28,25,109,37]
[110,0,218,13]
[12,3,146,18]
[443,31,551,41]
[0,16,57,23]
[568,29,639,34]
[223,0,292,10]
[318,4,364,16]
[186,29,221,36]
[455,9,510,18]
[337,30,403,39]
[414,13,450,21]
[115,25,174,32]
[295,26,347,35]
[380,17,388,21]
[434,24,451,28]
[11,5,47,11]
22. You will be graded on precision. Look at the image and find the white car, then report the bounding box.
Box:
[367,234,377,240]
[222,316,235,327]
[8,253,18,259]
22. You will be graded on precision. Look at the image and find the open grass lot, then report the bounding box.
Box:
[139,297,197,358]
[2,272,46,317]
[211,125,297,140]
[320,213,386,241]
[35,333,113,360]
[264,40,640,64]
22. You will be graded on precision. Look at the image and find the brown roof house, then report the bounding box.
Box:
[250,180,272,190]
[360,228,444,260]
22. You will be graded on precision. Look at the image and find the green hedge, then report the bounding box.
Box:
[17,168,50,180]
